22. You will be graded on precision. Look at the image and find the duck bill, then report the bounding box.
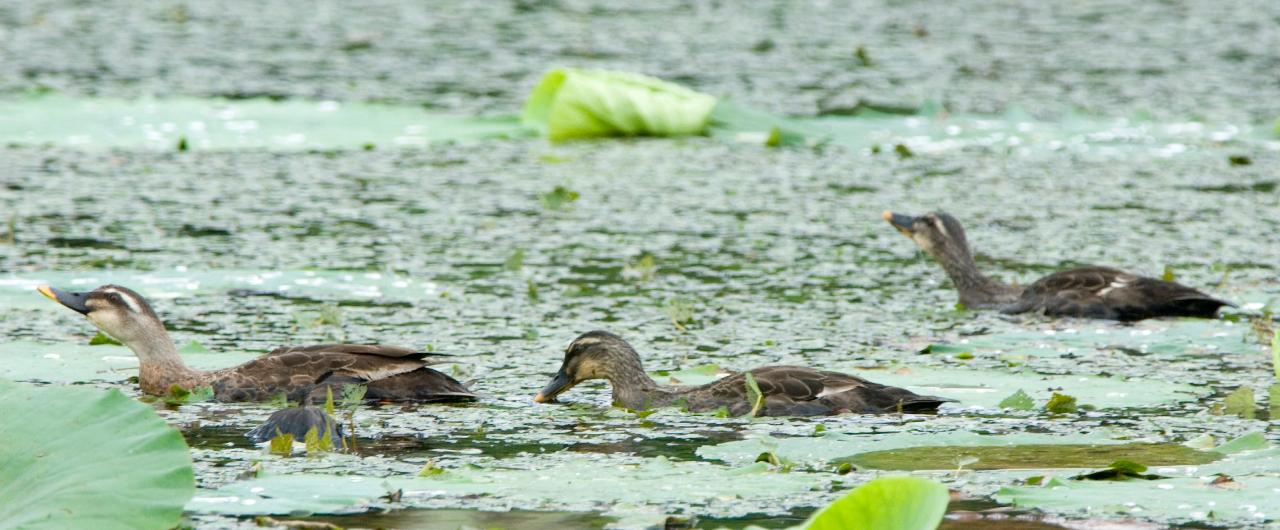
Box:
[37,285,91,315]
[533,369,574,403]
[882,211,917,235]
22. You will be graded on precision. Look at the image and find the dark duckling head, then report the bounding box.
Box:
[245,406,346,445]
[39,284,168,349]
[533,330,647,403]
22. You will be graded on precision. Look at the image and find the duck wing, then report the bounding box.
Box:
[694,366,953,416]
[1005,266,1230,320]
[265,344,454,363]
[213,346,473,403]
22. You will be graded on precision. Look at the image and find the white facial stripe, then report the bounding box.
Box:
[101,287,144,314]
[932,218,949,239]
[571,337,602,348]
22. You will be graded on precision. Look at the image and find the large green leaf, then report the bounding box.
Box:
[522,68,717,141]
[803,476,948,530]
[0,380,195,529]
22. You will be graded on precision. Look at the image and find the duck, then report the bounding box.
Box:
[38,284,477,403]
[882,211,1232,321]
[532,330,954,416]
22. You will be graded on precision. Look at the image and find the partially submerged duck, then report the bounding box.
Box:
[533,331,953,416]
[38,284,476,403]
[245,406,345,444]
[882,211,1232,321]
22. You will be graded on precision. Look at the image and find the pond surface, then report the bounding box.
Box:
[2,1,1279,529]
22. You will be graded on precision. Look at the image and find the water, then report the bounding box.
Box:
[2,1,1279,528]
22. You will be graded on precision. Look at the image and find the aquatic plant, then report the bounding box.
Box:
[803,476,948,530]
[0,380,194,529]
[538,185,579,211]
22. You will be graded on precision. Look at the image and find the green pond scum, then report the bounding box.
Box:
[3,1,1280,529]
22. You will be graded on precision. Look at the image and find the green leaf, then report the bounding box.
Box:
[1211,432,1268,454]
[521,68,717,141]
[537,185,580,211]
[163,384,213,406]
[803,476,948,530]
[303,425,333,454]
[1271,329,1279,380]
[0,380,194,529]
[88,331,122,346]
[1161,265,1176,282]
[1221,386,1255,419]
[1270,383,1280,420]
[339,384,367,409]
[324,386,336,416]
[1072,459,1164,481]
[417,461,446,477]
[744,372,764,417]
[1045,392,1078,414]
[998,389,1035,410]
[917,343,971,355]
[177,339,208,354]
[504,249,525,271]
[269,433,295,456]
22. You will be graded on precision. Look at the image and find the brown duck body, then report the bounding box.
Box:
[657,365,954,416]
[883,211,1231,321]
[39,285,476,403]
[201,344,476,403]
[535,331,953,417]
[1000,266,1230,321]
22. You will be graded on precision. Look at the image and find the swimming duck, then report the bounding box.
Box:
[38,284,477,403]
[533,331,954,416]
[882,211,1232,321]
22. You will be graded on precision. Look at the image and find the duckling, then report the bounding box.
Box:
[245,406,345,444]
[882,211,1232,321]
[38,284,476,403]
[533,331,954,416]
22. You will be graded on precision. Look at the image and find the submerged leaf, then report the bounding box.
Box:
[803,476,948,530]
[0,380,194,528]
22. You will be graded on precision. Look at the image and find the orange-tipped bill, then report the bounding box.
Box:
[533,369,573,403]
[37,285,92,315]
[882,211,917,235]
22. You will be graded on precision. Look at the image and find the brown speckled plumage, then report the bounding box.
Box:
[40,284,475,403]
[534,331,953,416]
[883,211,1232,321]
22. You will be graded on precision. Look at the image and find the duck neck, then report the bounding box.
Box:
[606,363,665,411]
[124,329,205,395]
[935,248,1019,308]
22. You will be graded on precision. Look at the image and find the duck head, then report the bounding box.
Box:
[882,210,974,263]
[38,284,167,348]
[534,330,644,403]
